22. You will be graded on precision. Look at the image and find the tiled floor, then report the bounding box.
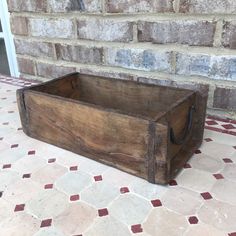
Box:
[0,76,236,236]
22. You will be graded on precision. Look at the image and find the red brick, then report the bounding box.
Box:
[36,62,76,79]
[10,16,28,36]
[213,87,236,110]
[17,58,35,75]
[106,0,173,13]
[55,44,103,65]
[222,21,236,49]
[77,19,133,42]
[179,0,236,14]
[138,20,216,46]
[8,0,47,12]
[15,39,55,59]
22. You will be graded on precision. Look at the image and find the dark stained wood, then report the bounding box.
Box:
[17,72,208,184]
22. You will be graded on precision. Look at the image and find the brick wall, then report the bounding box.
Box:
[7,0,236,117]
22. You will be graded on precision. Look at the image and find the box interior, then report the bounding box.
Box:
[31,73,193,120]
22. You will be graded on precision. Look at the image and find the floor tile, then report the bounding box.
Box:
[221,164,236,182]
[33,227,65,236]
[143,207,188,236]
[54,202,97,235]
[109,193,152,225]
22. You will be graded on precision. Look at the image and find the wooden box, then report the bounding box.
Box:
[17,73,208,184]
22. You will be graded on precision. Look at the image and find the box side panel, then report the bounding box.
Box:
[24,91,150,179]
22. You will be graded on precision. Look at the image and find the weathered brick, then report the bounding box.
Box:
[48,0,102,13]
[179,0,236,14]
[14,39,55,59]
[55,44,103,64]
[106,0,173,13]
[105,48,172,72]
[36,62,76,79]
[138,20,216,46]
[222,21,236,49]
[213,87,236,110]
[29,18,74,39]
[77,19,133,42]
[17,58,35,75]
[176,53,236,80]
[7,0,47,12]
[10,16,28,36]
[176,53,211,77]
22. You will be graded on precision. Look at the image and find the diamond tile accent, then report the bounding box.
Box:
[188,216,199,224]
[213,174,224,179]
[151,199,162,207]
[204,138,213,142]
[94,175,103,182]
[184,163,192,169]
[169,180,178,186]
[131,224,143,233]
[22,173,31,179]
[14,204,25,212]
[48,158,56,163]
[98,208,109,217]
[201,192,213,200]
[222,124,235,130]
[44,184,53,189]
[11,144,19,148]
[70,194,80,202]
[40,219,52,228]
[194,150,202,154]
[229,232,236,236]
[3,164,11,169]
[206,120,218,125]
[223,158,233,163]
[120,187,129,194]
[28,150,36,155]
[0,191,2,198]
[69,166,78,171]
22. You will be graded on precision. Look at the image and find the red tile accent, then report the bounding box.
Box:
[14,204,25,212]
[120,187,130,194]
[40,219,52,228]
[194,149,202,154]
[94,175,103,182]
[3,164,11,169]
[3,122,9,125]
[204,138,213,142]
[0,137,3,141]
[70,166,78,171]
[188,216,199,224]
[169,180,177,186]
[201,192,213,200]
[213,174,224,180]
[233,146,236,150]
[228,232,236,236]
[28,150,35,155]
[11,144,19,148]
[151,199,162,207]
[98,208,109,217]
[0,192,3,198]
[22,173,31,178]
[222,124,235,130]
[44,184,53,189]
[184,163,192,169]
[131,224,143,233]
[206,120,218,126]
[70,195,80,201]
[48,158,56,163]
[223,158,233,163]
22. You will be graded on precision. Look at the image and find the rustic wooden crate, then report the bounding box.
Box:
[17,73,208,184]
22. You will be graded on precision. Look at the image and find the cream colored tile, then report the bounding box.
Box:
[31,164,67,185]
[200,142,235,160]
[33,227,64,236]
[26,189,69,219]
[80,182,120,208]
[143,208,188,236]
[211,179,236,205]
[0,199,14,223]
[176,169,216,192]
[0,170,21,191]
[161,187,202,215]
[184,223,227,236]
[79,158,109,175]
[109,193,151,225]
[3,179,42,205]
[84,216,131,236]
[189,153,224,173]
[12,155,47,175]
[0,212,41,236]
[129,178,168,200]
[54,202,97,235]
[198,199,236,232]
[55,171,92,195]
[221,164,236,182]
